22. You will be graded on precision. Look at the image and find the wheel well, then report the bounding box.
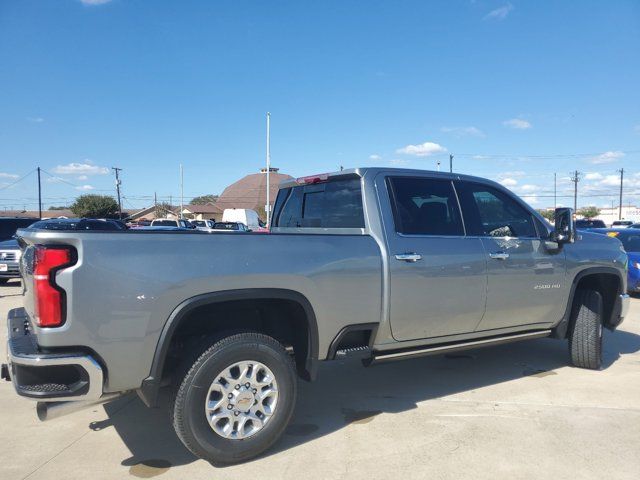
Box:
[162,298,313,383]
[573,273,620,328]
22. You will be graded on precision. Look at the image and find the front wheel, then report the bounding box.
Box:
[172,332,297,464]
[569,289,603,370]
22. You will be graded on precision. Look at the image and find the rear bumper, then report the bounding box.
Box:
[4,308,104,402]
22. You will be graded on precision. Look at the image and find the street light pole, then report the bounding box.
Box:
[266,112,271,227]
[37,167,42,219]
[180,164,184,220]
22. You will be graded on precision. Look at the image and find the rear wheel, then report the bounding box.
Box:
[569,289,603,369]
[172,332,297,464]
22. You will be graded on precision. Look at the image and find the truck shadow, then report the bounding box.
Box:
[97,328,640,469]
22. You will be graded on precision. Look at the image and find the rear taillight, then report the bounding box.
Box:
[33,246,75,328]
[296,173,329,184]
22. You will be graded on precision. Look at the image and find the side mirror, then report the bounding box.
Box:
[552,207,575,244]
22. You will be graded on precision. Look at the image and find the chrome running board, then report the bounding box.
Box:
[366,330,552,365]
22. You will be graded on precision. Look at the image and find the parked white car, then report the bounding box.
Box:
[222,208,260,230]
[150,218,193,228]
[190,219,215,231]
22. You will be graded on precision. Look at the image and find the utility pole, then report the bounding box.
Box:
[618,168,624,220]
[37,167,42,219]
[553,173,557,209]
[112,167,123,219]
[266,112,271,226]
[449,154,453,173]
[154,192,158,217]
[570,170,581,213]
[180,164,184,219]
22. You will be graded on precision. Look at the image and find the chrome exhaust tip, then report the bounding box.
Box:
[37,393,125,422]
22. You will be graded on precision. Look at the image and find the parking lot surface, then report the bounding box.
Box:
[1,279,639,480]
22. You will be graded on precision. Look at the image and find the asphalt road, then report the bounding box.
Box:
[1,278,639,480]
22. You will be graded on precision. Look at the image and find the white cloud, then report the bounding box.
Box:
[598,175,619,187]
[500,178,518,187]
[52,162,109,176]
[396,141,446,157]
[77,175,89,180]
[27,117,44,123]
[75,185,95,191]
[80,0,113,5]
[441,126,485,138]
[46,177,64,184]
[584,172,603,180]
[0,172,19,179]
[590,150,625,164]
[519,184,538,192]
[369,154,382,161]
[484,3,513,21]
[503,118,532,130]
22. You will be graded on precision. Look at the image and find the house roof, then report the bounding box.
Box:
[183,204,223,214]
[215,168,293,212]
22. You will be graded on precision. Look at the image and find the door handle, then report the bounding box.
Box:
[395,253,422,262]
[489,252,510,260]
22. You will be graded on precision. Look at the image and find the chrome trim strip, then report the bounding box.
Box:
[372,330,552,362]
[620,293,630,319]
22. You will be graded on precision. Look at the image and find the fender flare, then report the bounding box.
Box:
[138,288,319,407]
[552,266,624,338]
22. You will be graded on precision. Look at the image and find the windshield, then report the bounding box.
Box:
[214,223,239,230]
[617,233,640,252]
[153,220,177,227]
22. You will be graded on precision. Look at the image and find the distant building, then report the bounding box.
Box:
[214,167,293,218]
[0,209,135,219]
[181,204,224,222]
[596,205,640,225]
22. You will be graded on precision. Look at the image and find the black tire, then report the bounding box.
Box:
[0,279,9,285]
[172,332,297,464]
[569,289,603,369]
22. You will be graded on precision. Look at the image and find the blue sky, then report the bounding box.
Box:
[1,0,639,211]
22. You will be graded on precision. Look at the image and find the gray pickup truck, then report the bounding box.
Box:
[3,168,630,464]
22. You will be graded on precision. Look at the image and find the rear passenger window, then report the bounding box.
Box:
[387,177,464,236]
[456,182,537,238]
[272,177,365,228]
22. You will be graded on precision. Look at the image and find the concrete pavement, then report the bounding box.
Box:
[1,278,639,479]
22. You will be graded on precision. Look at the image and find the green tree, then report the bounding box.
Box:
[537,209,555,223]
[190,194,219,205]
[70,194,119,218]
[578,206,600,219]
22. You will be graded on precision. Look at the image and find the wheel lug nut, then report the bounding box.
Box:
[252,389,257,394]
[227,404,233,410]
[234,411,239,416]
[227,393,233,399]
[245,382,250,388]
[235,385,240,390]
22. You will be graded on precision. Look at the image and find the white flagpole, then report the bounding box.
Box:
[266,112,271,226]
[180,163,184,219]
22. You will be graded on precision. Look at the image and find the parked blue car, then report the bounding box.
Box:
[589,228,640,293]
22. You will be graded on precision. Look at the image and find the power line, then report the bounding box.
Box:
[0,169,36,191]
